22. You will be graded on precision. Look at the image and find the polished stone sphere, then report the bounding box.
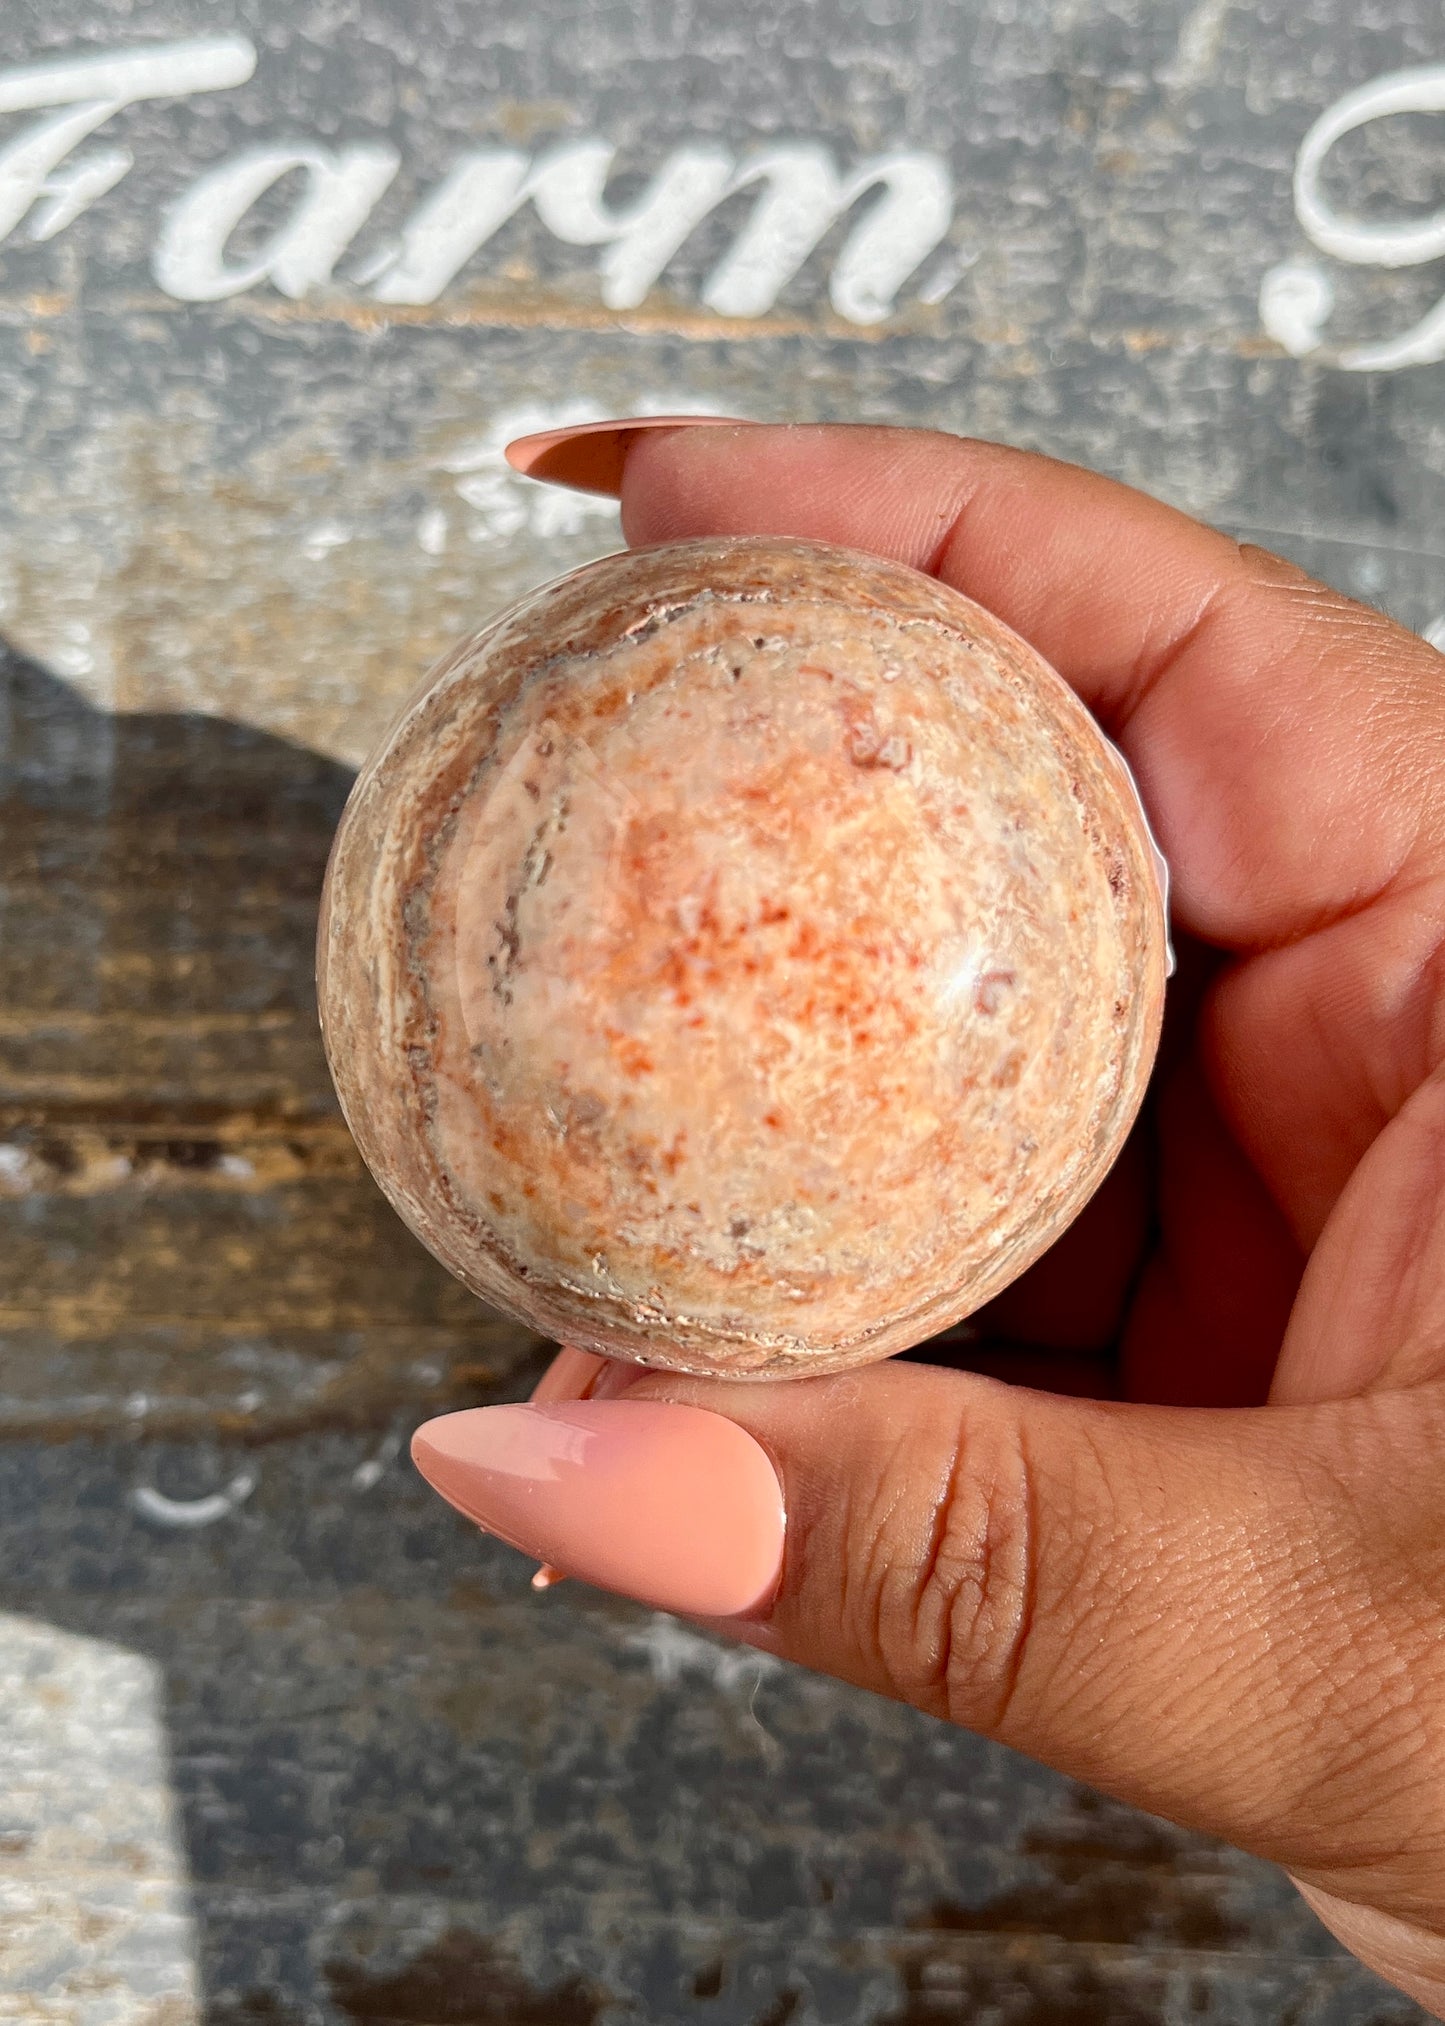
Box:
[318,537,1168,1377]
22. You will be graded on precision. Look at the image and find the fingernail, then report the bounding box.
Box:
[411,1401,785,1618]
[503,414,749,497]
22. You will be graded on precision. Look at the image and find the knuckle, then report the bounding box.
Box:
[862,1410,1042,1733]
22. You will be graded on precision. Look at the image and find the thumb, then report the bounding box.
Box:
[414,1353,1445,1886]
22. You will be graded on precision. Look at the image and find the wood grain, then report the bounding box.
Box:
[1,0,1439,2019]
[0,647,545,1439]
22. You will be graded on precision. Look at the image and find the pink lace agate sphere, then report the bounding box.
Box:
[318,537,1168,1378]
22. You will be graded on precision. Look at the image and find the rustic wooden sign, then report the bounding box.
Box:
[1,2,1440,2020]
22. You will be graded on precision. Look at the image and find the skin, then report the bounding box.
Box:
[533,425,1445,2016]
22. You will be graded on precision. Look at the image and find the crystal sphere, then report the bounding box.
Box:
[318,537,1168,1378]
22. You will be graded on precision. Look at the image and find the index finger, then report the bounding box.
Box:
[619,424,1445,955]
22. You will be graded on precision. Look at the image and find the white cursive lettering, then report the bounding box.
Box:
[1265,64,1445,371]
[367,138,951,321]
[153,141,401,300]
[366,141,737,307]
[7,37,954,327]
[702,146,954,323]
[0,37,255,246]
[1295,64,1445,268]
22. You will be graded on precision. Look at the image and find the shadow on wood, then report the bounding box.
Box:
[0,641,544,1441]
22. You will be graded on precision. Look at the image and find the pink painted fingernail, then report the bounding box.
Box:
[411,1400,785,1618]
[503,414,750,497]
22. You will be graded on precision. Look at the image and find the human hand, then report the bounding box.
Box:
[413,424,1445,2015]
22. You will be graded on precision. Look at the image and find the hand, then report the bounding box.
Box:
[414,424,1445,2015]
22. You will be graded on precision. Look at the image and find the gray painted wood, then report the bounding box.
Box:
[1,1,1441,2018]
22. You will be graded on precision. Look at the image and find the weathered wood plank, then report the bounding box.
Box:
[0,645,543,1432]
[3,0,1442,2018]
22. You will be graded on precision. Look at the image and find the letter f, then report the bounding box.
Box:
[0,37,255,246]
